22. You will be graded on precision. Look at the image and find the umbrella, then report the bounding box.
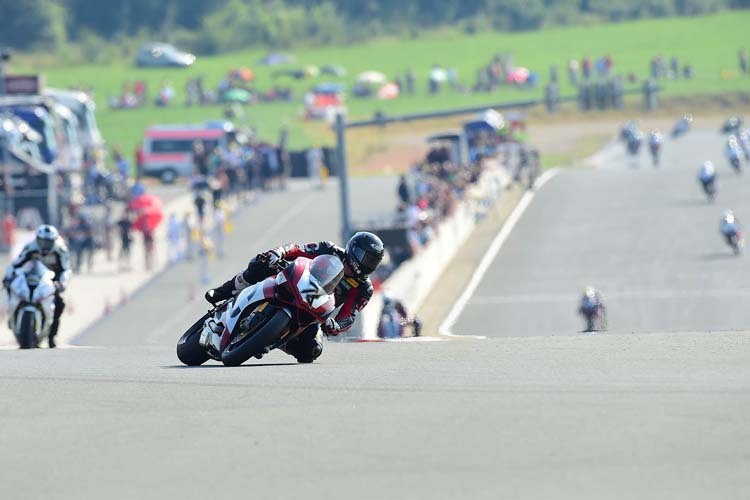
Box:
[222,88,251,103]
[313,82,344,94]
[429,67,447,82]
[231,67,254,81]
[377,83,399,100]
[507,67,530,84]
[357,71,386,85]
[129,194,164,233]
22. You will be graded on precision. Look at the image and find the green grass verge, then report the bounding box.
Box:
[12,11,750,162]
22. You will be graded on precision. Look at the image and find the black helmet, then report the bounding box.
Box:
[345,232,384,277]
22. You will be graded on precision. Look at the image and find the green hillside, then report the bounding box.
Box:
[13,11,750,158]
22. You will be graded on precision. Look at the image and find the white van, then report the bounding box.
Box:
[140,121,235,184]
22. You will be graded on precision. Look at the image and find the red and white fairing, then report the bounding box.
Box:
[216,255,342,348]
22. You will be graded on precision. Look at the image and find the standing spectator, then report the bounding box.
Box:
[103,201,115,261]
[596,57,606,77]
[266,146,281,189]
[113,148,130,180]
[567,59,580,86]
[135,145,144,180]
[278,126,290,190]
[142,226,155,271]
[183,211,196,261]
[405,68,415,95]
[306,145,324,189]
[166,213,183,264]
[117,213,132,271]
[197,231,213,285]
[212,202,226,259]
[193,141,209,176]
[69,215,94,273]
[447,67,458,91]
[604,54,613,75]
[670,56,679,79]
[739,48,748,75]
[582,57,592,80]
[194,191,207,227]
[397,175,411,207]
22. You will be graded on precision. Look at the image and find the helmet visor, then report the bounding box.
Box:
[37,237,54,254]
[350,246,381,275]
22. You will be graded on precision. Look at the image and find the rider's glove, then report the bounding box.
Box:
[322,317,340,336]
[263,249,282,268]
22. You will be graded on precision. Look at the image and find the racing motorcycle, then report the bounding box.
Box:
[6,260,56,349]
[648,138,661,167]
[579,301,607,333]
[177,254,344,366]
[700,178,716,202]
[724,230,745,256]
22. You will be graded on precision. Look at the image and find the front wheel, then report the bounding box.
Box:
[176,312,211,366]
[17,310,37,349]
[221,309,290,367]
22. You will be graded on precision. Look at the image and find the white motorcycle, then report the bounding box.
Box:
[6,260,56,349]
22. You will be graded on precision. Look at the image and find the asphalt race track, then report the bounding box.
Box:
[2,134,750,499]
[453,130,750,336]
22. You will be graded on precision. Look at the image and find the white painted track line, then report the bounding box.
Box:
[439,169,560,337]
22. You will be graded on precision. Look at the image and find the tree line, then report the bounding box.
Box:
[2,0,749,54]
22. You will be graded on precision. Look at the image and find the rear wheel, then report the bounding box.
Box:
[17,311,37,349]
[221,309,290,367]
[176,312,211,366]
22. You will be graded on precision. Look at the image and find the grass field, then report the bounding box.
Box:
[12,11,750,164]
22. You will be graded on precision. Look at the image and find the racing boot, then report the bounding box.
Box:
[205,279,236,305]
[282,327,323,363]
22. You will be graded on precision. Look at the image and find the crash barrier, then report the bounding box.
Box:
[340,162,508,340]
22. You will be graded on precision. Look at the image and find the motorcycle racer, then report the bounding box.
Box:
[3,225,71,348]
[720,210,741,245]
[204,231,385,362]
[578,286,606,332]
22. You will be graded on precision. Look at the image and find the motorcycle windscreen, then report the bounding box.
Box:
[22,260,49,287]
[309,255,344,294]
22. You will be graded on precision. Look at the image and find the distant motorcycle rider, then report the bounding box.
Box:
[725,136,743,172]
[698,160,717,198]
[377,290,422,339]
[648,129,662,166]
[671,113,692,138]
[738,130,750,161]
[626,128,643,156]
[720,210,741,247]
[204,231,385,362]
[3,225,71,348]
[578,286,606,332]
